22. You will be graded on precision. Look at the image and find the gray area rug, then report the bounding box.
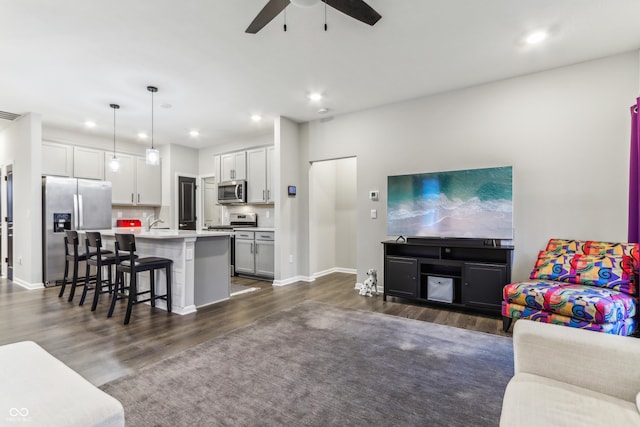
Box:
[100,301,513,426]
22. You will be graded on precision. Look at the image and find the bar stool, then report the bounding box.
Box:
[108,233,173,325]
[79,232,126,311]
[59,230,112,302]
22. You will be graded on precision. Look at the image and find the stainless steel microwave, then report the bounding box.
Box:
[217,180,246,204]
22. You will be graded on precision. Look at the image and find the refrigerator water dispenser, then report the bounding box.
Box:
[53,213,71,233]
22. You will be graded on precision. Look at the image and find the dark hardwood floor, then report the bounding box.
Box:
[0,273,509,386]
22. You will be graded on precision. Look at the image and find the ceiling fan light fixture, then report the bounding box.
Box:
[109,103,120,172]
[291,0,320,7]
[145,86,160,166]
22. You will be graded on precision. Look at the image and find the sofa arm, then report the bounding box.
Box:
[513,320,640,402]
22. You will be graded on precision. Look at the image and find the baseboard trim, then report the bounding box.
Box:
[13,279,44,290]
[312,267,357,279]
[272,275,315,287]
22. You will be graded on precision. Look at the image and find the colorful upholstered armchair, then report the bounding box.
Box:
[502,239,639,336]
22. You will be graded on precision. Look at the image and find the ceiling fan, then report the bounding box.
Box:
[246,0,381,34]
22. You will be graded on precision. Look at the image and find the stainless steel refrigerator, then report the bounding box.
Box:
[42,176,113,286]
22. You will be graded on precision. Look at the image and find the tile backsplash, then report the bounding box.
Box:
[111,206,158,227]
[223,205,274,228]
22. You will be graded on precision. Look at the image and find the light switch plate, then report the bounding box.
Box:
[370,209,377,219]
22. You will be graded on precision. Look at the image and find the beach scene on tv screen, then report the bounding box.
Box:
[387,166,513,239]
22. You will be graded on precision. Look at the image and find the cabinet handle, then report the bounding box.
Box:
[131,193,134,203]
[255,243,258,254]
[138,194,140,203]
[263,190,266,201]
[250,242,253,254]
[267,189,270,200]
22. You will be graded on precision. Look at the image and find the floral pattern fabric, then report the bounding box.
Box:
[503,238,639,336]
[501,302,636,336]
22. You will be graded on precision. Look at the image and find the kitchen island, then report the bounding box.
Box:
[87,228,232,315]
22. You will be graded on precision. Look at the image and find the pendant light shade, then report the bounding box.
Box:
[109,103,121,172]
[145,86,160,166]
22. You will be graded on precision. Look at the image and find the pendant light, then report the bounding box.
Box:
[108,103,121,172]
[145,85,160,165]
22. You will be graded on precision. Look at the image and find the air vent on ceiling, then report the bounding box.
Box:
[0,111,21,121]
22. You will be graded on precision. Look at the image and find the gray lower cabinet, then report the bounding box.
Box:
[235,233,255,275]
[234,230,274,278]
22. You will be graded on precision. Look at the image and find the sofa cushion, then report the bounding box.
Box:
[0,341,124,426]
[529,252,635,294]
[529,251,574,282]
[583,241,639,257]
[544,238,582,254]
[503,281,636,324]
[501,302,636,335]
[500,373,640,427]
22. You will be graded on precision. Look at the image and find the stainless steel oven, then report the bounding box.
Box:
[207,213,257,276]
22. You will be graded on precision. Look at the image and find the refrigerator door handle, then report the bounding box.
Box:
[73,194,79,229]
[78,194,84,229]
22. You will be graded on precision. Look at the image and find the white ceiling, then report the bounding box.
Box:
[1,1,640,149]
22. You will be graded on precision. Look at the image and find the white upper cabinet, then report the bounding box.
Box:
[73,146,105,180]
[246,146,274,204]
[135,157,162,206]
[221,151,246,181]
[266,146,274,203]
[42,141,73,177]
[104,152,135,204]
[104,153,162,206]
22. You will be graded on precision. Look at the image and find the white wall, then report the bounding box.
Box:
[309,157,357,275]
[0,114,43,288]
[302,51,640,284]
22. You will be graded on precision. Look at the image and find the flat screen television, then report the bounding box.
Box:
[387,166,513,239]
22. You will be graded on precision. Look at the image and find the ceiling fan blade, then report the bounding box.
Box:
[323,0,381,26]
[246,0,291,34]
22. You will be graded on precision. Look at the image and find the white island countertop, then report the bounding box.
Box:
[99,228,233,239]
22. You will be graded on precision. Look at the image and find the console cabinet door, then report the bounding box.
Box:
[462,263,507,312]
[385,256,418,298]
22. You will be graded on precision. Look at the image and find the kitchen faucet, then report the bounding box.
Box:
[146,215,164,231]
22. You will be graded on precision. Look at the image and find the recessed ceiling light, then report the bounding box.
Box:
[525,30,548,45]
[85,120,96,128]
[189,130,200,137]
[138,132,148,140]
[309,92,323,102]
[318,108,329,114]
[251,114,262,122]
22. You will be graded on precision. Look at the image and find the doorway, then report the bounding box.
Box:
[178,176,196,230]
[309,157,357,276]
[6,164,13,280]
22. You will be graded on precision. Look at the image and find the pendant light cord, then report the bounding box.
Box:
[113,106,117,155]
[151,90,155,150]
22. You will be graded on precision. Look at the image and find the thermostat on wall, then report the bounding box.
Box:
[288,185,296,196]
[369,190,379,201]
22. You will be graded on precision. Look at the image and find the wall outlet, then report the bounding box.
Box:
[266,210,270,219]
[289,254,294,263]
[117,211,123,218]
[18,257,22,265]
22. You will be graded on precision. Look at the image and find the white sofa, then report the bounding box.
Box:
[0,341,124,426]
[500,320,640,426]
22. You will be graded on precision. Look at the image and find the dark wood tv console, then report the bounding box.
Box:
[382,238,514,316]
